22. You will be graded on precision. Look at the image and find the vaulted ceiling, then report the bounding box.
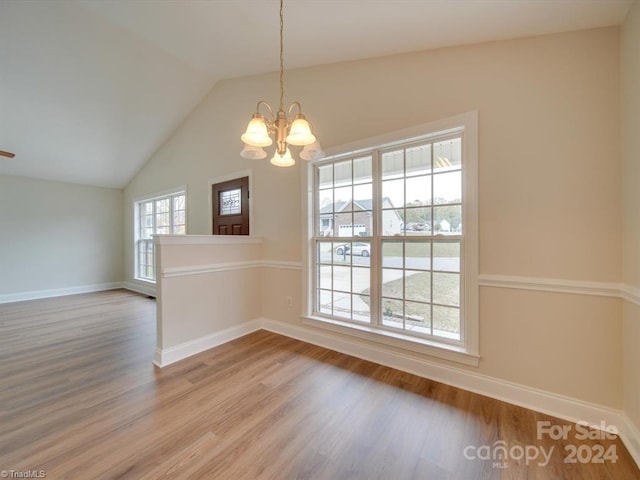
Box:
[0,0,634,188]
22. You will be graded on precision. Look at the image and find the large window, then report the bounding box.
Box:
[135,190,186,282]
[308,114,478,364]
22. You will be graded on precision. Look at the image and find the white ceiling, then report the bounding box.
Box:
[0,0,634,188]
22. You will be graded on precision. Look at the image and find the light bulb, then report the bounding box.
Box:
[270,148,295,167]
[241,114,273,147]
[285,114,316,146]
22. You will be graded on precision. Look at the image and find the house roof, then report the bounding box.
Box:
[320,197,396,214]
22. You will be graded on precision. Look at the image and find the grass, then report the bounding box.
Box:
[361,271,460,335]
[382,240,459,258]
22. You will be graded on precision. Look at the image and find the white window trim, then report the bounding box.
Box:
[301,111,479,367]
[208,169,254,236]
[133,186,187,283]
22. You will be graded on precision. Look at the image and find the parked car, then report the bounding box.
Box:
[335,242,370,257]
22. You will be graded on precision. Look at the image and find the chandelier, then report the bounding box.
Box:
[240,0,324,167]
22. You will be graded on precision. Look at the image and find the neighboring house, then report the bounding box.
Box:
[319,198,403,237]
[438,219,451,233]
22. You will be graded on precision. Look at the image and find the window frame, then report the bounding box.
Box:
[133,187,187,283]
[302,112,478,366]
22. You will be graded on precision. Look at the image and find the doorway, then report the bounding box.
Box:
[211,176,250,235]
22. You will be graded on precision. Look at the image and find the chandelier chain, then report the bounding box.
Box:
[279,0,284,111]
[240,0,323,165]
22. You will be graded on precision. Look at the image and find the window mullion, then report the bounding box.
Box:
[169,195,174,233]
[370,150,381,327]
[402,147,407,331]
[430,142,435,336]
[152,200,157,236]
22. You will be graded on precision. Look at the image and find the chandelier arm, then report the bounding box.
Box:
[287,101,302,118]
[256,100,275,122]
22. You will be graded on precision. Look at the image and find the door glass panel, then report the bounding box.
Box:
[219,188,242,215]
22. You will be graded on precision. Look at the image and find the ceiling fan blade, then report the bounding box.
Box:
[0,151,16,158]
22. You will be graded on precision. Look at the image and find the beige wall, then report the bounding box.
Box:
[0,175,123,298]
[156,239,263,349]
[125,28,623,408]
[622,1,640,430]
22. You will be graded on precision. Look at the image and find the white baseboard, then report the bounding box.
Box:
[153,319,262,368]
[620,414,640,468]
[150,315,639,469]
[261,318,640,469]
[0,281,124,304]
[123,280,156,297]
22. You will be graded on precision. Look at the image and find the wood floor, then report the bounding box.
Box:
[0,290,638,479]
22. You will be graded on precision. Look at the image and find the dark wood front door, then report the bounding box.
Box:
[212,177,249,235]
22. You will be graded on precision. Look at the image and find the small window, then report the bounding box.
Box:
[219,188,242,216]
[134,190,186,282]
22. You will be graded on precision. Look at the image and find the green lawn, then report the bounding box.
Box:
[361,271,460,335]
[382,240,459,258]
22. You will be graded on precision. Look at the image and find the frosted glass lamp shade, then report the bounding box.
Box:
[240,143,267,159]
[285,114,316,146]
[241,114,273,147]
[270,148,295,167]
[299,140,325,161]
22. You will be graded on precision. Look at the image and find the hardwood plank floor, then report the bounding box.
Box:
[0,290,638,479]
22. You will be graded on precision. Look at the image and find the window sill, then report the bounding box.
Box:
[302,315,480,367]
[133,277,156,285]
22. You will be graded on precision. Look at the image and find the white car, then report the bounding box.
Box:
[335,242,370,257]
